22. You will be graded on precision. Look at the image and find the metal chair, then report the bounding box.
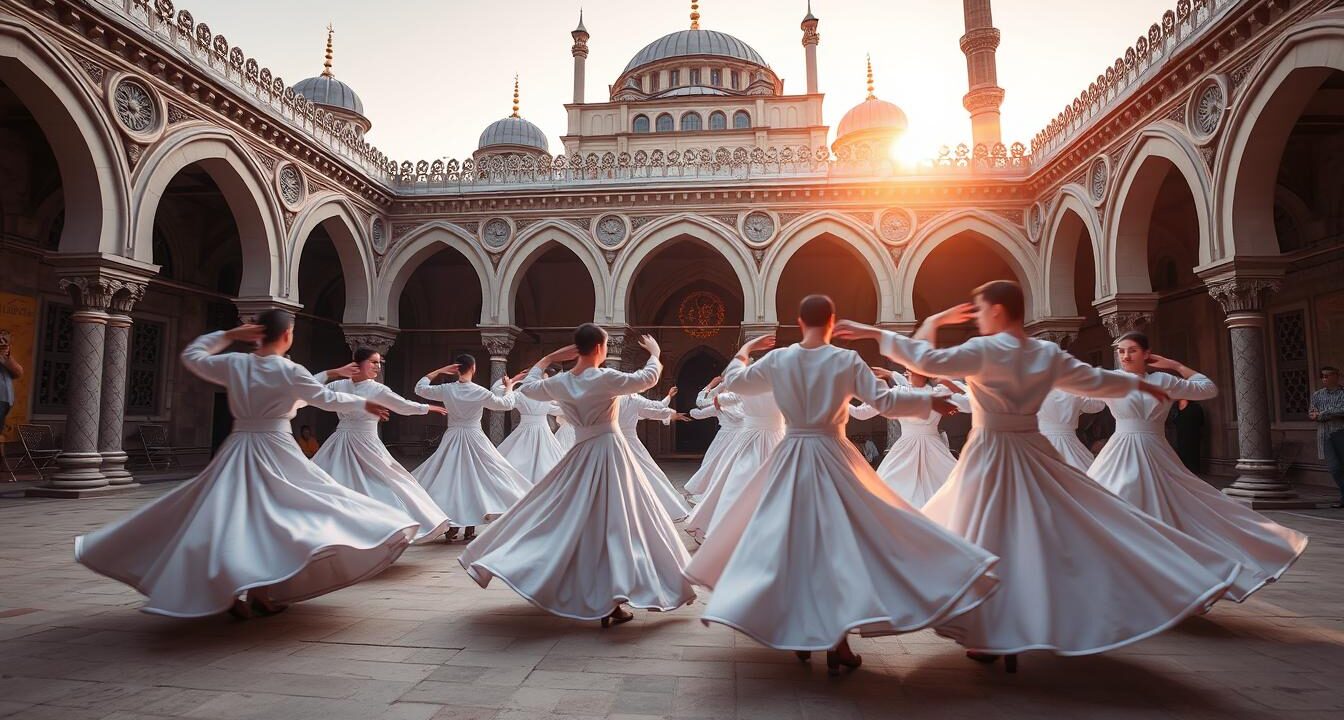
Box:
[16,424,61,480]
[138,423,178,470]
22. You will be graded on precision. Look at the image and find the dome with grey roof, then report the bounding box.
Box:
[294,75,364,115]
[622,29,768,74]
[477,116,549,153]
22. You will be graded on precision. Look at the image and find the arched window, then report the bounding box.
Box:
[680,112,703,131]
[632,114,650,133]
[732,110,751,129]
[655,113,674,132]
[708,111,727,130]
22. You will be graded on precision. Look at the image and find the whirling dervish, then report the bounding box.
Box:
[311,347,452,544]
[685,295,999,675]
[1087,332,1307,602]
[412,355,530,542]
[1037,387,1108,471]
[850,369,968,507]
[553,413,576,454]
[683,377,746,501]
[617,388,692,521]
[459,325,695,627]
[76,312,418,619]
[493,367,564,485]
[836,281,1241,672]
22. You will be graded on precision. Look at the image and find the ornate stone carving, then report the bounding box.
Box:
[256,154,277,173]
[678,290,726,338]
[1189,78,1226,139]
[343,325,397,357]
[482,218,512,250]
[595,214,628,248]
[1034,330,1076,347]
[1027,202,1045,243]
[569,216,592,231]
[1100,311,1152,340]
[113,78,158,133]
[60,276,129,312]
[392,222,418,240]
[480,333,517,359]
[370,217,387,253]
[710,214,739,228]
[742,211,775,244]
[777,212,805,227]
[277,163,305,207]
[126,143,144,168]
[166,104,191,124]
[630,216,656,230]
[1207,277,1281,314]
[1230,58,1257,94]
[877,208,914,245]
[78,58,105,85]
[1089,157,1108,203]
[282,211,295,232]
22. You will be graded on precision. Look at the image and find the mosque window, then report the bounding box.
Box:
[1271,308,1312,421]
[711,69,722,87]
[127,320,166,415]
[733,110,751,129]
[670,69,680,87]
[730,70,740,89]
[709,111,727,130]
[680,112,703,131]
[34,303,73,413]
[690,68,701,85]
[649,73,660,92]
[655,113,674,132]
[633,114,650,133]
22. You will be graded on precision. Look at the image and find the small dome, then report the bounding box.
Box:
[294,75,365,115]
[623,29,768,74]
[836,96,908,139]
[478,116,549,153]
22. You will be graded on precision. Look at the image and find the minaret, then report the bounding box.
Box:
[321,23,335,78]
[960,0,1004,148]
[801,1,820,95]
[570,10,589,104]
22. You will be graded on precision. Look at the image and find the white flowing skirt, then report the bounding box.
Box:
[923,428,1241,655]
[624,431,691,521]
[498,418,565,485]
[460,430,695,620]
[1042,430,1096,472]
[684,428,743,498]
[684,431,1000,651]
[75,429,417,617]
[1089,430,1307,602]
[684,427,783,541]
[312,428,451,543]
[874,431,957,508]
[412,426,530,526]
[554,424,575,454]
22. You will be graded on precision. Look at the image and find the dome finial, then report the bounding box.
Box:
[690,1,700,30]
[511,74,520,118]
[322,23,335,78]
[865,53,875,100]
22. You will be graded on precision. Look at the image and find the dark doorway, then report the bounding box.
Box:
[673,348,725,453]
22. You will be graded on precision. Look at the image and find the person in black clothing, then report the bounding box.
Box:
[1166,399,1205,475]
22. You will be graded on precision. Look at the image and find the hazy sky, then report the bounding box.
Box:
[195,0,1177,161]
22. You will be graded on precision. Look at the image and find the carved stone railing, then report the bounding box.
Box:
[1029,0,1239,161]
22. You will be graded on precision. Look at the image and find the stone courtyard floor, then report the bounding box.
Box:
[1,462,1342,720]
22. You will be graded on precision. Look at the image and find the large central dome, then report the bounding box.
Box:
[622,29,768,74]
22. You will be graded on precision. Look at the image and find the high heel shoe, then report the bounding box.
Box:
[825,649,862,676]
[600,606,634,628]
[794,651,812,663]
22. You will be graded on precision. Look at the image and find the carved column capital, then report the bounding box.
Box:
[233,296,303,324]
[1026,316,1085,348]
[1205,277,1282,316]
[342,324,399,357]
[1093,293,1158,342]
[601,326,631,369]
[478,325,522,360]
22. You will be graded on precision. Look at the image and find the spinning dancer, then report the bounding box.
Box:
[1037,388,1107,472]
[493,367,564,484]
[1088,332,1306,602]
[76,312,417,619]
[460,325,695,627]
[618,388,692,521]
[850,369,968,507]
[683,378,745,501]
[311,348,452,543]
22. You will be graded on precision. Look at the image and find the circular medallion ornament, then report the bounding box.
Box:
[276,163,305,209]
[1088,157,1108,204]
[594,214,628,249]
[1187,76,1227,143]
[877,208,915,246]
[370,217,387,254]
[113,78,158,133]
[742,211,776,245]
[678,290,726,339]
[482,218,512,250]
[1028,202,1045,244]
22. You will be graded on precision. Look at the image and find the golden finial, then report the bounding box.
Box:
[511,74,520,118]
[321,24,334,78]
[690,1,700,30]
[865,53,875,100]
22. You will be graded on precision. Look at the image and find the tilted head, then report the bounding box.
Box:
[971,280,1024,335]
[574,323,608,365]
[455,353,477,380]
[256,309,295,354]
[1115,331,1151,373]
[353,346,383,380]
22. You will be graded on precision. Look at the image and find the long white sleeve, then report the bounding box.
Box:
[415,375,449,401]
[179,331,233,386]
[1053,352,1138,398]
[878,331,987,378]
[290,366,367,413]
[1159,372,1218,401]
[851,353,933,419]
[370,382,431,416]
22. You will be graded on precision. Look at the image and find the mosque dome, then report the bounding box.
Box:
[622,29,769,75]
[475,76,550,156]
[833,57,908,152]
[292,26,370,133]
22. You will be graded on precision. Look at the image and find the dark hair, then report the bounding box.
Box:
[798,294,835,328]
[574,323,607,356]
[454,353,476,373]
[972,280,1024,322]
[256,309,294,343]
[353,346,380,364]
[1116,331,1150,350]
[1321,365,1339,374]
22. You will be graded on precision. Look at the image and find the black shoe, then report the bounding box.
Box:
[826,649,862,676]
[463,526,476,542]
[445,527,460,542]
[795,651,812,662]
[601,606,634,628]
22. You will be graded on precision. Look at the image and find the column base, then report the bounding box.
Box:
[101,451,134,485]
[48,453,108,489]
[26,482,140,499]
[1221,459,1304,507]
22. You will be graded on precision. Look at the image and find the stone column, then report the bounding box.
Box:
[601,326,631,370]
[1204,270,1291,504]
[99,281,148,485]
[480,326,520,445]
[43,277,112,493]
[342,323,398,358]
[1026,316,1085,350]
[1093,293,1158,345]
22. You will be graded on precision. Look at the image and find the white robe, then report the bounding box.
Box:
[412,378,530,526]
[683,390,746,498]
[685,343,1000,651]
[1038,389,1106,471]
[75,332,417,617]
[310,374,451,543]
[554,414,575,453]
[618,393,691,521]
[493,378,564,485]
[459,356,695,620]
[879,331,1241,655]
[683,390,784,541]
[850,388,965,508]
[1089,372,1307,602]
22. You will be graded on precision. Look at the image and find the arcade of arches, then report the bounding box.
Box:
[2,0,1344,508]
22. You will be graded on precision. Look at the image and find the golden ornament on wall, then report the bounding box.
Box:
[678,290,725,339]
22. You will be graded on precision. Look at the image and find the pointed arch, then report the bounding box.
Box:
[286,194,376,324]
[897,210,1040,322]
[131,125,284,298]
[495,220,609,326]
[761,212,895,323]
[375,221,493,327]
[1041,187,1104,315]
[608,214,757,326]
[1103,124,1213,295]
[0,19,129,257]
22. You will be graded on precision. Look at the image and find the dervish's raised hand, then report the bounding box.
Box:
[327,362,360,379]
[224,324,266,343]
